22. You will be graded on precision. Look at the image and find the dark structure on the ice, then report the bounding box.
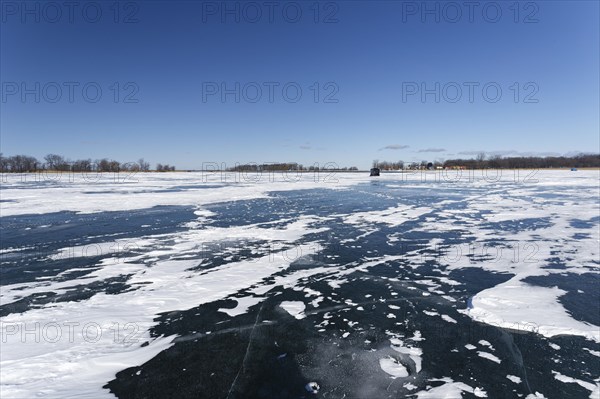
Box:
[370,167,380,176]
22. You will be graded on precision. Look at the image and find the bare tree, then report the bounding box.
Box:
[44,154,68,170]
[0,153,7,172]
[97,159,110,172]
[72,159,92,172]
[6,155,40,172]
[138,158,150,172]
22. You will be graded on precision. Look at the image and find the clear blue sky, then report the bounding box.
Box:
[1,1,598,169]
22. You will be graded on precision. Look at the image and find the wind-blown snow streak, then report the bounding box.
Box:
[0,172,365,217]
[0,213,327,398]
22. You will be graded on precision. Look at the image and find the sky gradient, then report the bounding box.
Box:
[1,0,599,169]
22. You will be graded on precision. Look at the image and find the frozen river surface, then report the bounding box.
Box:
[0,170,599,398]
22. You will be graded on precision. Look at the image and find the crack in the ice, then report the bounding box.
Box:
[226,301,265,399]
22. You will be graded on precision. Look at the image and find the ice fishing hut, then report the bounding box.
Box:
[370,167,380,176]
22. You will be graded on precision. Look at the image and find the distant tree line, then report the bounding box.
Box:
[374,153,600,170]
[0,153,175,173]
[443,153,600,169]
[3,152,596,173]
[156,163,176,172]
[227,163,358,171]
[372,160,405,170]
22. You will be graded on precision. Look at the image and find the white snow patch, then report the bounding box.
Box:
[583,348,600,357]
[403,382,417,390]
[464,280,600,343]
[548,342,561,350]
[218,296,264,317]
[552,371,600,399]
[391,340,423,373]
[525,393,547,398]
[477,351,501,364]
[415,377,487,398]
[441,314,457,323]
[280,301,306,319]
[410,331,424,341]
[379,357,409,378]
